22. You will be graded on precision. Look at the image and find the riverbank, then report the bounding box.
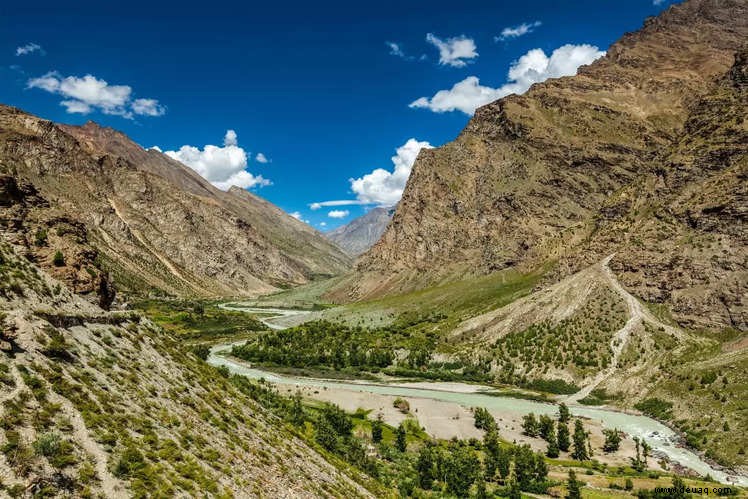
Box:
[208,304,748,486]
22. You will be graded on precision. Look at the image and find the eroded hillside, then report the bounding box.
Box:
[0,240,369,497]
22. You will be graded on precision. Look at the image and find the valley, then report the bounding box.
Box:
[0,0,745,496]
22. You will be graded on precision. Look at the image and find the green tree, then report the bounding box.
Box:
[483,428,500,481]
[522,413,539,437]
[314,416,337,451]
[567,469,581,499]
[321,404,352,437]
[546,426,559,458]
[474,479,489,499]
[513,444,535,490]
[631,437,645,472]
[539,415,554,442]
[416,443,437,490]
[572,420,589,461]
[289,391,305,426]
[557,422,570,452]
[371,414,383,444]
[558,402,570,423]
[395,423,407,452]
[603,428,622,453]
[497,444,511,479]
[507,474,522,499]
[444,445,480,497]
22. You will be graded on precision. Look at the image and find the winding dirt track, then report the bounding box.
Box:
[566,254,684,403]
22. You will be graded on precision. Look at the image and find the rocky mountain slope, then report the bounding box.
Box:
[354,0,747,332]
[0,111,351,300]
[326,207,394,257]
[0,240,369,497]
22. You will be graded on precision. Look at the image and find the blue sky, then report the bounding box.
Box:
[1,0,674,230]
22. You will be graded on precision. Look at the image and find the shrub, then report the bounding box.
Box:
[393,397,410,414]
[34,228,48,247]
[53,251,65,267]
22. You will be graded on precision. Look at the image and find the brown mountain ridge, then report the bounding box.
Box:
[351,0,747,332]
[0,108,351,302]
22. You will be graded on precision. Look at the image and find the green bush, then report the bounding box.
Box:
[34,228,48,247]
[53,250,65,267]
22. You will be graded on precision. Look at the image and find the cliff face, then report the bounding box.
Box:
[0,108,351,298]
[356,0,747,331]
[326,207,394,257]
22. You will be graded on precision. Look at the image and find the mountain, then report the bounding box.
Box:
[0,240,370,497]
[0,109,351,300]
[326,207,394,256]
[353,0,747,332]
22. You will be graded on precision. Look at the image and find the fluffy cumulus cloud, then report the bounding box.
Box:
[255,153,269,163]
[309,138,432,209]
[425,33,478,67]
[349,138,433,206]
[164,130,270,191]
[495,21,542,41]
[327,210,350,219]
[410,43,605,115]
[289,211,302,220]
[26,72,165,119]
[16,43,43,56]
[131,98,166,117]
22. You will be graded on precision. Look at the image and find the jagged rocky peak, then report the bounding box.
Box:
[326,207,395,257]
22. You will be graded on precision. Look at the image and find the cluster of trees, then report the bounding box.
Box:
[231,318,494,383]
[489,294,626,379]
[232,320,400,369]
[521,404,591,460]
[412,431,550,496]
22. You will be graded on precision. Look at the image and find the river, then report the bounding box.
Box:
[209,305,747,486]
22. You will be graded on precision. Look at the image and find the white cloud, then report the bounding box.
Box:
[309,200,363,210]
[495,21,541,41]
[289,211,302,220]
[255,152,269,163]
[164,130,271,191]
[319,222,327,227]
[16,43,42,56]
[26,72,165,119]
[131,98,166,117]
[410,43,605,115]
[224,129,238,146]
[60,100,92,114]
[149,145,163,152]
[349,138,433,206]
[328,210,350,219]
[425,33,478,67]
[387,42,406,58]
